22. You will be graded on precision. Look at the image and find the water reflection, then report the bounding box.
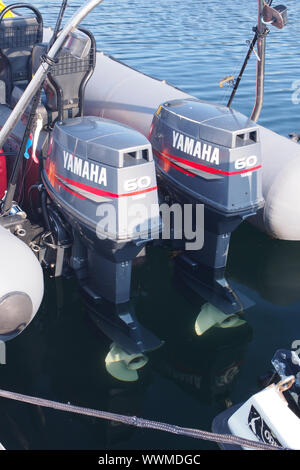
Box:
[131,248,253,409]
[151,320,252,407]
[0,249,254,449]
[229,224,300,306]
[0,277,153,449]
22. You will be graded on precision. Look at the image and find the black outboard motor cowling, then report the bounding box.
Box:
[149,99,264,314]
[43,116,160,304]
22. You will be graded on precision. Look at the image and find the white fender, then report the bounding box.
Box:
[0,225,44,341]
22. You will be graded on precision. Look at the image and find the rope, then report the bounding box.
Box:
[0,388,286,451]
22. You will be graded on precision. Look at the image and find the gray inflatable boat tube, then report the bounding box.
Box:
[85,52,300,241]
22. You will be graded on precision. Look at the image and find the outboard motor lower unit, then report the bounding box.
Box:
[150,99,264,313]
[43,116,160,304]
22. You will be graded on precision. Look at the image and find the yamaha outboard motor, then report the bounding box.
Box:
[31,29,160,306]
[37,30,161,353]
[43,116,160,304]
[0,6,162,353]
[149,99,263,314]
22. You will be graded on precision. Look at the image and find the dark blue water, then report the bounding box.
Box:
[1,0,300,450]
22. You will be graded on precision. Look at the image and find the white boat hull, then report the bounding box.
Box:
[213,381,300,450]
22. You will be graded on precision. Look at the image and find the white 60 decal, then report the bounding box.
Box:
[124,176,151,192]
[235,155,258,170]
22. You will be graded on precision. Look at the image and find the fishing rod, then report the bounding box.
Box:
[48,0,68,50]
[227,0,271,111]
[226,29,259,109]
[0,0,104,213]
[227,0,287,121]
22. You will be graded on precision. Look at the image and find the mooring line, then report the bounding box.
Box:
[0,388,285,451]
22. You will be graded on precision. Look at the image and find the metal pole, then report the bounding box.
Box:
[0,0,104,151]
[250,0,268,122]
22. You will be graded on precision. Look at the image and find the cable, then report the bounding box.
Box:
[41,189,51,232]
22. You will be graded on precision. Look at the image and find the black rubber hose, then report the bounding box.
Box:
[28,184,41,221]
[41,190,51,232]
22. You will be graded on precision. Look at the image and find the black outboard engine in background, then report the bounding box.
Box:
[149,99,264,314]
